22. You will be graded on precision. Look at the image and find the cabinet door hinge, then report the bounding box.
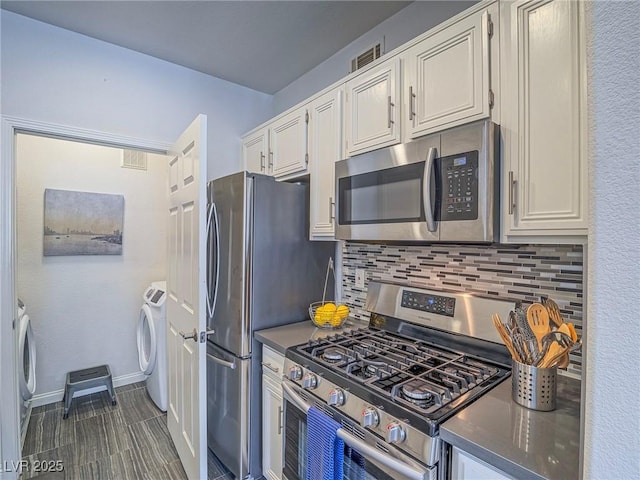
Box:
[305,110,309,124]
[488,89,495,109]
[305,153,309,165]
[487,15,494,39]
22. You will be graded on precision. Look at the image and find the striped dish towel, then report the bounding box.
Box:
[306,406,344,480]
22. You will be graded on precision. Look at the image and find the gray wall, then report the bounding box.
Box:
[585,1,640,478]
[1,10,273,181]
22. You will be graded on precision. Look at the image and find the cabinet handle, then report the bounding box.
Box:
[387,96,394,128]
[277,405,283,435]
[409,86,416,121]
[508,171,516,215]
[268,150,274,171]
[260,151,265,171]
[261,362,279,374]
[329,196,335,221]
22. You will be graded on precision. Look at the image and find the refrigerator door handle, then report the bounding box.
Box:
[206,202,221,320]
[206,351,236,369]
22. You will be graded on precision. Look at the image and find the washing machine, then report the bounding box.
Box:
[17,298,36,447]
[137,281,167,411]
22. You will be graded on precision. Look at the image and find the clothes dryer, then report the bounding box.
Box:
[17,298,36,446]
[137,281,167,411]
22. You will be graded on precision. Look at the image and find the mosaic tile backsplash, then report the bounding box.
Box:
[341,242,584,377]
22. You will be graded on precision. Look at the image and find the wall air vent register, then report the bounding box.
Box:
[350,40,384,72]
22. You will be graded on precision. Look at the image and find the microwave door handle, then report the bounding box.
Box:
[282,381,428,480]
[423,147,437,232]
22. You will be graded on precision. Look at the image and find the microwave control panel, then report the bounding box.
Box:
[440,150,479,221]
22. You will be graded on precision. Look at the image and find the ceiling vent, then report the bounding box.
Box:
[121,149,147,171]
[351,40,384,73]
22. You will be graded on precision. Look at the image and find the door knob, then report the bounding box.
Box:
[179,328,198,342]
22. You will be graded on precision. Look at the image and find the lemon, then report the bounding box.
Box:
[336,305,349,319]
[330,313,343,327]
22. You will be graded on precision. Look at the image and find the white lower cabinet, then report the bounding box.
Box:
[261,345,284,480]
[450,447,513,480]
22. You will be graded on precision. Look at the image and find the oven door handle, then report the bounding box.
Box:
[282,381,429,480]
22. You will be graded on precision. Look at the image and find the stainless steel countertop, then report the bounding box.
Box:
[440,374,581,480]
[254,318,368,354]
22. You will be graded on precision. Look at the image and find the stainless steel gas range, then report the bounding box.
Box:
[282,281,516,480]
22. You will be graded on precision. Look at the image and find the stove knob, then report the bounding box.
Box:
[361,407,379,428]
[288,365,303,381]
[302,372,318,390]
[327,389,345,406]
[386,422,406,444]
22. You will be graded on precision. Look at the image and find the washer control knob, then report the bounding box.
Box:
[386,422,406,444]
[327,389,345,406]
[302,372,318,390]
[361,407,380,428]
[288,365,303,381]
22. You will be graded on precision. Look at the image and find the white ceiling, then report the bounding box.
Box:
[1,0,413,94]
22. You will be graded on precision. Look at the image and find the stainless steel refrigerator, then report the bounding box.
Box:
[205,172,334,480]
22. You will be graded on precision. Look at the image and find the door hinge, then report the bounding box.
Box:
[488,89,495,109]
[13,319,16,330]
[305,153,309,165]
[487,15,494,39]
[305,110,309,124]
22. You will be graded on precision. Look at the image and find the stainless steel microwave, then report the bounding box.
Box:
[335,120,499,243]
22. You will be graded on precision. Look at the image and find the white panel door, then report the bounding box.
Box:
[167,115,208,480]
[270,106,309,178]
[345,57,401,156]
[406,7,492,138]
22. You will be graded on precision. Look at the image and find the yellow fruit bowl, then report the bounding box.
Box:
[309,302,349,329]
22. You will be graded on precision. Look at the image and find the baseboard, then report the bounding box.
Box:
[30,371,147,408]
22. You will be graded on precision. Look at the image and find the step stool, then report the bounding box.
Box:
[62,364,117,419]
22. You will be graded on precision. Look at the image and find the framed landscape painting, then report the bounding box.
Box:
[43,189,125,256]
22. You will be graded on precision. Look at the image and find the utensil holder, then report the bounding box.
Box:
[512,360,557,411]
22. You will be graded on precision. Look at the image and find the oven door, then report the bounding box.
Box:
[282,381,435,480]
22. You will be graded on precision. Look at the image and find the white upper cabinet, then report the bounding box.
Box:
[242,106,309,179]
[242,128,269,174]
[308,87,343,240]
[501,0,587,240]
[405,5,494,139]
[270,106,309,178]
[345,58,401,156]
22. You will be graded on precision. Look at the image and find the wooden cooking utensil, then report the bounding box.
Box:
[527,303,551,351]
[492,314,521,363]
[540,344,570,368]
[567,322,578,342]
[542,297,564,328]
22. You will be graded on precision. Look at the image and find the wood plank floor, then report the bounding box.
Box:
[22,382,233,480]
